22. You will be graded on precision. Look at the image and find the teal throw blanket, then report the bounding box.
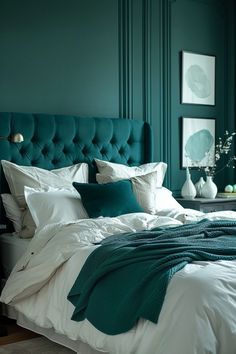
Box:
[67,219,236,335]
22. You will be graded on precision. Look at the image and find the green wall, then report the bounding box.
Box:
[0,0,235,193]
[0,0,120,116]
[169,0,231,192]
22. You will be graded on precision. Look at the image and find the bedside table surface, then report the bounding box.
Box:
[176,197,236,203]
[176,197,236,212]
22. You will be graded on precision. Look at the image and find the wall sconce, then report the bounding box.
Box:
[0,133,24,143]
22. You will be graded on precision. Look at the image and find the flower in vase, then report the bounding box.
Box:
[200,130,236,178]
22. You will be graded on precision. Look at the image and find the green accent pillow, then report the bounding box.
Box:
[73,180,144,218]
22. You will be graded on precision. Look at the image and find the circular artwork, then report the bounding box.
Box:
[185,65,211,99]
[185,129,214,163]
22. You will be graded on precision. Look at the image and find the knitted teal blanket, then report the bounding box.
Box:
[67,219,236,335]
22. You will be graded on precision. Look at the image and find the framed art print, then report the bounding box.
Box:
[182,117,215,168]
[181,51,215,105]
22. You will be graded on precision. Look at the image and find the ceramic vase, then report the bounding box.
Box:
[201,176,218,199]
[181,167,196,199]
[195,177,205,197]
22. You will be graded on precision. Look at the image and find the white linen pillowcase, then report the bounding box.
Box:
[1,193,22,233]
[129,172,157,214]
[1,160,89,208]
[1,193,48,238]
[1,160,89,238]
[24,186,88,229]
[95,159,167,187]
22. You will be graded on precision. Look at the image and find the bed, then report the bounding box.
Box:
[1,112,236,354]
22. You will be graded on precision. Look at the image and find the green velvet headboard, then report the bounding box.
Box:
[0,113,153,228]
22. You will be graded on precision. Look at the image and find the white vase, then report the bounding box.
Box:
[195,177,205,197]
[181,167,196,199]
[201,176,218,199]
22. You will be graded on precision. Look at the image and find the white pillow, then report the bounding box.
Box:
[1,160,89,208]
[24,186,88,228]
[130,172,157,214]
[1,160,88,238]
[20,208,36,238]
[1,193,22,233]
[1,193,38,238]
[95,159,167,187]
[155,187,184,212]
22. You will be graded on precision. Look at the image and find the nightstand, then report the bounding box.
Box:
[175,197,236,213]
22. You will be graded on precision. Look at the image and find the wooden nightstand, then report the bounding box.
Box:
[175,197,236,213]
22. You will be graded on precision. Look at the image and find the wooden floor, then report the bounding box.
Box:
[0,317,39,346]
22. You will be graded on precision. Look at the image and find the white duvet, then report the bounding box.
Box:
[2,210,236,354]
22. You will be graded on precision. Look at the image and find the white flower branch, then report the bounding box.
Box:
[199,131,236,178]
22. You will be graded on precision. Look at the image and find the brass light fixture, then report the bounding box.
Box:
[0,133,24,143]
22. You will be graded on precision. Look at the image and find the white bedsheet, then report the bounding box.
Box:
[1,210,236,354]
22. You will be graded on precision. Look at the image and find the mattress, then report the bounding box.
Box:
[0,233,30,278]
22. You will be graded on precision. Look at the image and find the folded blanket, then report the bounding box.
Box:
[68,219,236,335]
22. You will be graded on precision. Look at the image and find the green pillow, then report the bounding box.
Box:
[73,180,144,218]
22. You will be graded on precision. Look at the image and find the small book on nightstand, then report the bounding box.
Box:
[217,193,236,198]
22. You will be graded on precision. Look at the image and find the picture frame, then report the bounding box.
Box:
[181,51,216,105]
[182,117,215,168]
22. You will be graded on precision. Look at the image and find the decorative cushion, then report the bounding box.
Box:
[73,180,144,218]
[97,171,158,215]
[95,159,167,187]
[96,164,182,215]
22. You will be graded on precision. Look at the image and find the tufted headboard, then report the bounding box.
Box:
[0,112,153,228]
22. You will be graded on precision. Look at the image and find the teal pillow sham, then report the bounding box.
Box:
[73,180,144,218]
